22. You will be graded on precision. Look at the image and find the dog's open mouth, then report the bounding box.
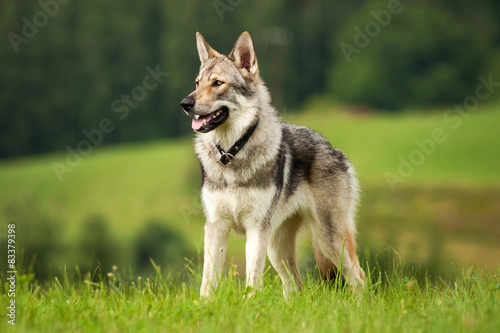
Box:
[191,107,229,133]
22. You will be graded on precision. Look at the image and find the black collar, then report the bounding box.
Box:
[216,119,260,165]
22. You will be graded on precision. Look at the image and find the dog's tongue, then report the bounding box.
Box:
[191,114,212,131]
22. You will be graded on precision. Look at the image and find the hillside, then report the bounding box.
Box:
[0,103,499,275]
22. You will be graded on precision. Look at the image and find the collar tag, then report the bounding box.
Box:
[219,152,235,165]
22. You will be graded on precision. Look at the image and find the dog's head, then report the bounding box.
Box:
[180,32,261,133]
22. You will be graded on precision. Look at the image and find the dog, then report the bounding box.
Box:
[180,31,365,297]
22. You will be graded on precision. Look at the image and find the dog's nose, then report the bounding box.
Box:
[180,96,195,112]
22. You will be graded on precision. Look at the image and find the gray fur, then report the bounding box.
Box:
[181,31,365,298]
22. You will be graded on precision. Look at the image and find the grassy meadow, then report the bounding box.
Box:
[1,102,500,331]
[2,265,500,332]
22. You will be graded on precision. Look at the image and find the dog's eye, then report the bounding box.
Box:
[213,80,224,87]
[195,80,199,87]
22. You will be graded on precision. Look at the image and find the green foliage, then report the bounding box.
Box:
[330,0,490,110]
[134,219,194,274]
[1,196,64,280]
[77,215,120,277]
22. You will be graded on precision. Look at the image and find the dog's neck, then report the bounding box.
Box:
[194,104,282,170]
[215,119,260,165]
[208,113,260,151]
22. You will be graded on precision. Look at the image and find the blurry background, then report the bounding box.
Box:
[0,0,499,281]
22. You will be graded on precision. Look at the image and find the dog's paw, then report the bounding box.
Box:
[242,285,255,300]
[200,284,212,299]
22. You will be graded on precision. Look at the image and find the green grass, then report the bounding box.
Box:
[1,264,499,332]
[297,100,500,187]
[0,140,198,239]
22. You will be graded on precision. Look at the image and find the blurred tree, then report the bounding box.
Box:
[78,215,120,276]
[2,195,64,280]
[329,0,492,110]
[134,219,193,274]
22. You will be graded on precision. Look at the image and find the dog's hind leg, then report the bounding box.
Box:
[312,230,365,288]
[311,205,365,289]
[267,214,302,296]
[313,242,339,281]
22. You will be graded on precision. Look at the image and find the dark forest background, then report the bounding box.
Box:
[1,0,499,158]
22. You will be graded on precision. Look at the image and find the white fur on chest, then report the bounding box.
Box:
[201,185,276,234]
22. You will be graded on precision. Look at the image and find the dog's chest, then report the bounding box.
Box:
[201,170,276,232]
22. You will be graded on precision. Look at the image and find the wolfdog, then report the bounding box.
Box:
[181,31,365,297]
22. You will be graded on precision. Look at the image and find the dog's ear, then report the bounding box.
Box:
[228,31,258,77]
[196,32,221,63]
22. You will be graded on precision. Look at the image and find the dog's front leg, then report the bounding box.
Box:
[245,225,271,294]
[200,222,229,298]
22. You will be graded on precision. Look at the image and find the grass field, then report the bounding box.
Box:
[1,102,499,331]
[1,263,499,332]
